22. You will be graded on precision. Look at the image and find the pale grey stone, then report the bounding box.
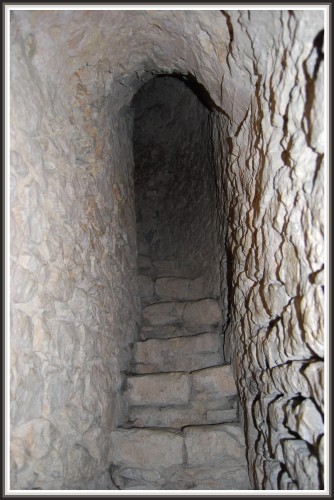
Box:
[206,409,238,423]
[184,424,247,466]
[126,372,190,405]
[302,362,324,412]
[285,398,323,445]
[132,333,223,374]
[162,464,251,490]
[109,428,184,468]
[141,299,222,339]
[282,439,320,489]
[11,265,38,303]
[182,299,222,333]
[191,364,237,400]
[128,399,237,428]
[155,276,208,301]
[142,301,184,328]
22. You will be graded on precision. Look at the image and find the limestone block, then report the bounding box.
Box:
[163,464,251,490]
[183,299,222,332]
[128,401,237,428]
[109,428,184,468]
[126,372,190,405]
[110,465,162,489]
[142,301,184,328]
[184,424,247,466]
[132,333,223,373]
[155,276,207,301]
[191,364,237,400]
[141,299,222,339]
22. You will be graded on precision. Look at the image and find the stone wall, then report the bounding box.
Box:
[9,9,324,490]
[10,12,140,489]
[213,11,325,490]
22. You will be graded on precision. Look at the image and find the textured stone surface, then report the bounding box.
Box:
[192,365,237,399]
[128,404,238,429]
[10,7,324,491]
[162,464,251,490]
[132,333,223,374]
[155,276,209,302]
[109,425,250,490]
[141,299,222,339]
[125,373,190,406]
[109,428,184,468]
[184,424,248,466]
[127,364,238,429]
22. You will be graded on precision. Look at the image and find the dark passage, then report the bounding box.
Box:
[133,75,222,307]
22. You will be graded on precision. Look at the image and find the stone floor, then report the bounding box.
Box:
[109,268,252,490]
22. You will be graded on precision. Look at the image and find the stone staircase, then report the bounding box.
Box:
[109,265,251,490]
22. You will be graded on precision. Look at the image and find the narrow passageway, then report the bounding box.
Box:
[10,9,325,491]
[108,76,251,490]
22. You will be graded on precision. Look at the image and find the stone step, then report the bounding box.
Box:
[184,423,248,467]
[138,274,215,306]
[128,402,238,429]
[109,425,251,490]
[125,372,191,406]
[191,364,237,401]
[141,298,222,339]
[131,332,224,374]
[111,462,251,490]
[126,365,239,428]
[155,276,209,301]
[162,463,252,490]
[109,428,184,471]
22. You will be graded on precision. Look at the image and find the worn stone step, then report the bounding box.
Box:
[109,426,251,490]
[111,462,251,490]
[155,276,208,301]
[162,464,252,490]
[132,332,224,374]
[137,275,216,306]
[126,364,239,428]
[184,423,248,467]
[191,364,238,402]
[128,403,238,429]
[141,298,222,339]
[109,428,184,470]
[125,372,190,406]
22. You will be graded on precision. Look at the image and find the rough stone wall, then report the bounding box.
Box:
[213,11,325,490]
[133,76,222,305]
[10,13,140,490]
[9,9,324,490]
